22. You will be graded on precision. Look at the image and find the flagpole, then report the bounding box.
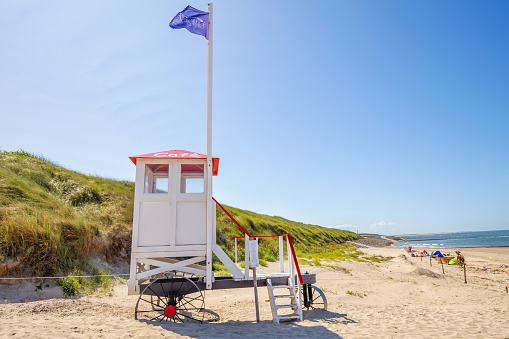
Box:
[205,2,213,290]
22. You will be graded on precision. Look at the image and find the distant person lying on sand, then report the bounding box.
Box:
[415,250,428,257]
[410,250,428,257]
[449,251,465,265]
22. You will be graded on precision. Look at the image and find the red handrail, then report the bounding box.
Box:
[234,233,304,285]
[213,197,251,237]
[213,198,303,285]
[286,234,304,285]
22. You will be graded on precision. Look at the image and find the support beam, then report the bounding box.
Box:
[139,258,206,276]
[136,256,205,280]
[213,244,244,279]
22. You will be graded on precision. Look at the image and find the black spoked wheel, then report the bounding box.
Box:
[135,274,205,323]
[302,284,327,310]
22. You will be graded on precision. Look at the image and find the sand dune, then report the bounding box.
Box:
[1,246,508,338]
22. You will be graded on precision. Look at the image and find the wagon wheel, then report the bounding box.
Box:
[135,274,205,323]
[148,273,197,311]
[302,284,327,310]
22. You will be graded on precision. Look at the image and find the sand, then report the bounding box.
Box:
[1,246,508,338]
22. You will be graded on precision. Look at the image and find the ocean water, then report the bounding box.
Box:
[392,229,509,248]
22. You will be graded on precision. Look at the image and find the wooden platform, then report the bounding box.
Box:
[137,272,316,294]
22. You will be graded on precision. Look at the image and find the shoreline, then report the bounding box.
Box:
[355,232,509,249]
[392,245,509,249]
[388,229,509,249]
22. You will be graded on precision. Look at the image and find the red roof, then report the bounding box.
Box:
[129,150,219,176]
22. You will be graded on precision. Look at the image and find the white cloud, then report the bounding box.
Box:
[370,221,396,232]
[332,224,358,230]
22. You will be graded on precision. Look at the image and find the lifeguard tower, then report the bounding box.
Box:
[127,149,243,293]
[127,149,326,323]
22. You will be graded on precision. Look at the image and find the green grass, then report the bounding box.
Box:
[0,150,134,276]
[346,290,365,297]
[323,264,351,274]
[346,291,363,298]
[293,242,388,263]
[0,149,362,278]
[58,268,82,297]
[57,267,115,296]
[215,207,361,265]
[362,255,392,263]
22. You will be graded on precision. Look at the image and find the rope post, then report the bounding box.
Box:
[463,263,467,284]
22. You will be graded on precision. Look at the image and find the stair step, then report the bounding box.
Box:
[267,276,302,324]
[274,294,295,298]
[278,314,300,320]
[275,304,298,309]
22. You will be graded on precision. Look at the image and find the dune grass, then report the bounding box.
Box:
[0,150,134,276]
[0,149,361,278]
[214,205,361,265]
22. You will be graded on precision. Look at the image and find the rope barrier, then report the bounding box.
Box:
[0,274,130,280]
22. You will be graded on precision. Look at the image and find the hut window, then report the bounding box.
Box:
[180,164,204,193]
[144,164,169,194]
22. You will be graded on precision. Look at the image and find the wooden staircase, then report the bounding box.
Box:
[267,277,303,323]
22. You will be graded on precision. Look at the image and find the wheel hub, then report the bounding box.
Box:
[164,305,177,318]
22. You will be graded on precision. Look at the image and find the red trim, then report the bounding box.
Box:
[129,149,219,176]
[286,234,304,285]
[232,233,304,285]
[212,198,251,237]
[232,234,284,239]
[213,198,303,285]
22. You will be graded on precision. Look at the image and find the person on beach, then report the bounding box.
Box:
[449,250,465,265]
[456,251,465,264]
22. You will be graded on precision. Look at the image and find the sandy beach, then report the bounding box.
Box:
[1,246,508,338]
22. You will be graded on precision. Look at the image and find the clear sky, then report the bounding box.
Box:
[1,1,508,235]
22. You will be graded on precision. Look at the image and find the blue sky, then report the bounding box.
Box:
[1,1,508,235]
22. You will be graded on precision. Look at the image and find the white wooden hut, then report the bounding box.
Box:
[127,149,243,293]
[127,149,321,323]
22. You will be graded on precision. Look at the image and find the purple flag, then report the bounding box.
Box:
[169,6,209,40]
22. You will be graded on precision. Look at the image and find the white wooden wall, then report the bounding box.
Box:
[128,158,210,293]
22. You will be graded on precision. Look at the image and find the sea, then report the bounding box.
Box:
[392,229,509,248]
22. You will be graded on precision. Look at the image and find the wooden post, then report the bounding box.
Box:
[463,263,467,284]
[249,237,260,322]
[279,236,284,273]
[244,234,249,279]
[441,260,445,274]
[430,255,432,267]
[253,266,260,322]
